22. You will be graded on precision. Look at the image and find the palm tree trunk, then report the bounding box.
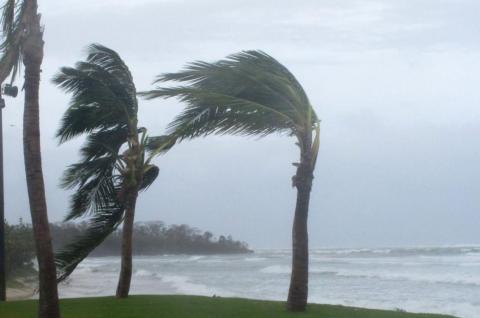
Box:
[116,189,138,298]
[287,136,314,312]
[22,4,61,317]
[0,102,5,302]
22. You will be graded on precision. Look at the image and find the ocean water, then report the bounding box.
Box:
[58,247,480,318]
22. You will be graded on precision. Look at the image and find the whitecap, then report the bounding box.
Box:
[244,257,267,262]
[260,265,290,274]
[161,275,216,296]
[135,269,154,277]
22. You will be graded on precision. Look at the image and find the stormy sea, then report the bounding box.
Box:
[58,247,480,318]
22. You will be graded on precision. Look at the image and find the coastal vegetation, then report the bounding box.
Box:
[0,295,457,318]
[51,222,251,256]
[5,220,250,284]
[4,220,35,281]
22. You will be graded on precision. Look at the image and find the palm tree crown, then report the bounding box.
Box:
[142,51,319,153]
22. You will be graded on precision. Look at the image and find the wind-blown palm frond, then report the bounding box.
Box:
[1,0,16,34]
[53,63,134,143]
[140,51,318,141]
[80,127,128,161]
[55,201,124,282]
[64,172,117,221]
[86,44,137,111]
[145,135,176,156]
[0,0,26,84]
[61,156,116,189]
[60,152,119,221]
[151,87,294,138]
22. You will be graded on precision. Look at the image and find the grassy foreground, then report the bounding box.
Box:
[0,295,456,318]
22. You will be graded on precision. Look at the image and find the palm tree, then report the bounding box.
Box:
[0,1,61,316]
[53,44,173,298]
[141,51,320,311]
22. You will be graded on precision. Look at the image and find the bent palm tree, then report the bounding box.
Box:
[53,44,172,298]
[0,0,60,316]
[141,51,320,311]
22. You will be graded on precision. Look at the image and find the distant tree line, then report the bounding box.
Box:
[5,220,36,280]
[50,221,252,256]
[5,219,251,280]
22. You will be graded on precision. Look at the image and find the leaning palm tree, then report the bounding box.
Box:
[0,0,60,316]
[141,51,320,311]
[53,44,173,298]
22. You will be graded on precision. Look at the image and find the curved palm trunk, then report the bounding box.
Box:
[22,3,61,317]
[116,188,139,298]
[287,135,314,312]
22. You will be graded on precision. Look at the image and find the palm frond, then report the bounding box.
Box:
[1,0,16,35]
[53,44,137,143]
[0,37,20,83]
[53,66,131,143]
[61,153,119,221]
[140,50,317,141]
[55,202,124,282]
[144,86,294,139]
[145,135,176,155]
[65,174,117,221]
[0,0,25,84]
[86,44,136,107]
[61,156,116,190]
[80,127,128,161]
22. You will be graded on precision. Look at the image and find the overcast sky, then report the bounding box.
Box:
[3,0,480,248]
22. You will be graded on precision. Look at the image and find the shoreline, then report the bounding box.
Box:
[6,287,36,301]
[6,276,38,301]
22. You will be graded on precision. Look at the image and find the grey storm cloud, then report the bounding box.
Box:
[4,0,480,248]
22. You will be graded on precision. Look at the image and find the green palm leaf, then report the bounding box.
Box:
[0,0,26,83]
[55,201,124,282]
[144,135,177,159]
[53,67,131,143]
[140,50,318,142]
[80,127,128,161]
[86,44,137,108]
[1,0,16,34]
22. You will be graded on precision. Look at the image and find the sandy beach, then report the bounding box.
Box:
[7,286,36,301]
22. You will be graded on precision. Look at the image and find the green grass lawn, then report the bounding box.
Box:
[0,295,456,318]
